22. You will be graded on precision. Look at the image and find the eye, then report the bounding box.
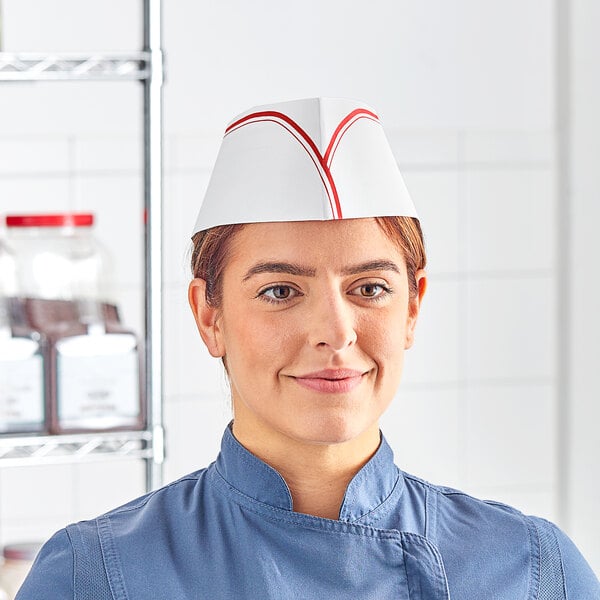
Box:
[258,285,301,303]
[348,282,392,300]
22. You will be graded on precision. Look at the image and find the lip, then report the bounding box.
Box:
[292,369,366,394]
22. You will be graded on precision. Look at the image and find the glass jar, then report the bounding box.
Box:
[0,238,45,434]
[5,213,109,306]
[5,213,143,433]
[0,542,42,600]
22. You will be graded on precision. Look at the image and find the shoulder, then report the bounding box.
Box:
[16,529,74,599]
[77,466,213,551]
[402,473,536,579]
[527,516,600,598]
[401,473,600,598]
[16,467,211,600]
[402,471,530,534]
[100,466,209,519]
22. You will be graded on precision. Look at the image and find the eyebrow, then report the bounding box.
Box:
[341,260,402,276]
[243,262,317,281]
[242,259,401,281]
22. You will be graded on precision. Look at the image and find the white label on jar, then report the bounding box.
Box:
[56,334,140,429]
[0,348,44,432]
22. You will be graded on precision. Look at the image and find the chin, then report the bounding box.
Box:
[287,415,378,447]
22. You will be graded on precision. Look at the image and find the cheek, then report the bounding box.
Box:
[358,310,407,360]
[221,309,301,369]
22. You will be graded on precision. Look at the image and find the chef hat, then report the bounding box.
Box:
[192,97,418,235]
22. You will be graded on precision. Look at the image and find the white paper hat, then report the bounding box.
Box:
[192,97,418,235]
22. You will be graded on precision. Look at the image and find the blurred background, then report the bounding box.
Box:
[0,0,598,578]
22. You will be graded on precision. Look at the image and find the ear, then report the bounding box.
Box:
[404,269,427,349]
[188,278,225,358]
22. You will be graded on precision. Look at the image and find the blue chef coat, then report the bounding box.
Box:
[17,426,600,599]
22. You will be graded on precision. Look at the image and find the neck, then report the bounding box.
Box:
[231,418,380,520]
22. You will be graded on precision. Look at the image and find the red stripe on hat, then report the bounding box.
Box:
[323,109,379,167]
[228,117,337,218]
[226,111,342,218]
[224,108,380,220]
[226,113,339,218]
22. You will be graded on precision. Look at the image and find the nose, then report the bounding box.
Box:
[307,291,357,352]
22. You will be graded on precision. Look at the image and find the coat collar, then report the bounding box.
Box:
[215,424,401,522]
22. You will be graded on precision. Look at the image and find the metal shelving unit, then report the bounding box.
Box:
[0,0,164,492]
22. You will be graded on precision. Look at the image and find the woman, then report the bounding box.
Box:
[18,98,599,599]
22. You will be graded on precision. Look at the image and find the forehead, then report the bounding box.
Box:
[226,218,406,271]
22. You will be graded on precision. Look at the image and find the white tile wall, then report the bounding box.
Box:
[1,0,597,576]
[464,131,555,165]
[0,465,74,545]
[465,383,557,489]
[71,460,145,522]
[0,82,142,136]
[162,0,553,133]
[381,387,463,489]
[387,131,460,168]
[163,395,231,484]
[0,177,72,216]
[465,168,555,272]
[73,136,142,174]
[2,1,141,52]
[465,276,555,381]
[0,139,71,176]
[452,1,554,129]
[402,279,461,386]
[172,135,222,172]
[0,465,73,522]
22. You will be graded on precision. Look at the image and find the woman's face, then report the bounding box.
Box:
[190,218,426,448]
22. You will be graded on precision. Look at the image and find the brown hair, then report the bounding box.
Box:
[374,217,426,301]
[191,217,426,307]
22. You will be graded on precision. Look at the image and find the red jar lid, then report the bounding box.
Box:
[2,542,42,561]
[5,213,94,228]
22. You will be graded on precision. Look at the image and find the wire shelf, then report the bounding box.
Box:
[0,52,151,81]
[0,431,154,467]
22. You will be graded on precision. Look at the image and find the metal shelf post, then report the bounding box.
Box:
[143,0,165,492]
